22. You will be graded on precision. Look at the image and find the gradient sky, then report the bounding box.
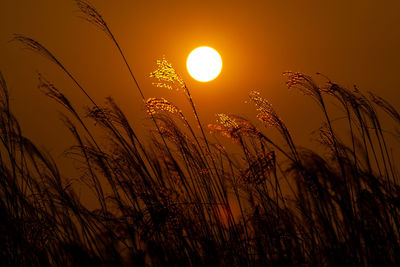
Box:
[1,0,399,166]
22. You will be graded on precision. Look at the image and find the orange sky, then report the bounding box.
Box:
[1,0,399,164]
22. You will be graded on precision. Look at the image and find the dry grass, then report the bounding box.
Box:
[1,1,400,266]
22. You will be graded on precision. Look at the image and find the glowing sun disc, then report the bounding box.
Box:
[187,47,222,82]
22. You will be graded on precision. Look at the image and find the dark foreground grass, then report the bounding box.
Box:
[1,1,400,266]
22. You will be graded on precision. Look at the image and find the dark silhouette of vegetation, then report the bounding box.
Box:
[1,1,399,266]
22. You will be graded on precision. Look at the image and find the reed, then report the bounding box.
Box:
[1,1,399,266]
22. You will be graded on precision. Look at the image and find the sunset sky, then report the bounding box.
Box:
[1,0,399,163]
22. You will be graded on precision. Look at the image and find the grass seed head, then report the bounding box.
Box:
[150,58,185,91]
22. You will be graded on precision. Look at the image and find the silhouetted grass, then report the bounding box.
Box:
[1,1,400,266]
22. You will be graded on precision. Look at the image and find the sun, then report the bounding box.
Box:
[187,46,222,82]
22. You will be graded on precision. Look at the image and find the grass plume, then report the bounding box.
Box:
[2,1,400,266]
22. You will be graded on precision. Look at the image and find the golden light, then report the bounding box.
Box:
[187,46,222,82]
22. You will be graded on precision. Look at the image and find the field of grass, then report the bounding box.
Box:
[1,1,399,266]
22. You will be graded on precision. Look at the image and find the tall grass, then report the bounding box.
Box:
[1,1,400,266]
